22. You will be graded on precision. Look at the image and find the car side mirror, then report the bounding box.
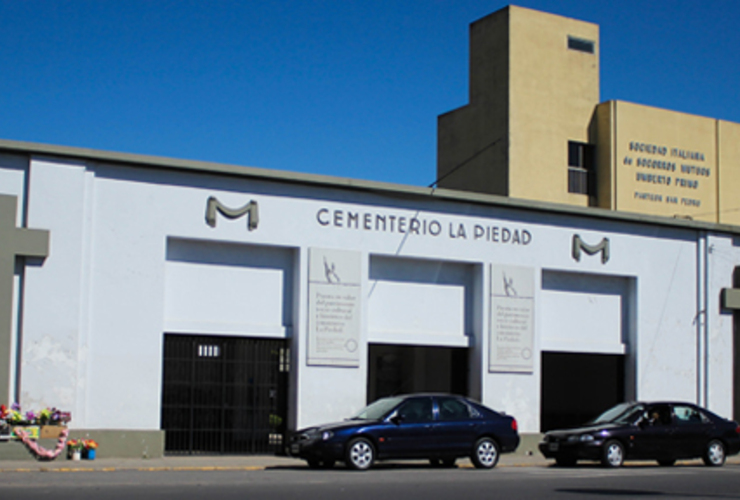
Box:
[390,414,404,426]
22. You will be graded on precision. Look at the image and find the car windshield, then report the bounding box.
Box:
[590,403,645,425]
[350,396,405,420]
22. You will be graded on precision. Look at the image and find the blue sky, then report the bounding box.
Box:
[1,1,738,187]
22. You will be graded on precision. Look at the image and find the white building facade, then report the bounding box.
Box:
[1,139,739,457]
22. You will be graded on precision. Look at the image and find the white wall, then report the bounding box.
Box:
[540,271,631,354]
[164,239,292,337]
[368,256,472,347]
[3,154,738,433]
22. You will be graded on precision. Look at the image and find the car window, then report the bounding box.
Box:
[673,405,708,425]
[592,403,644,424]
[646,405,672,426]
[396,398,434,423]
[352,396,405,420]
[437,397,472,421]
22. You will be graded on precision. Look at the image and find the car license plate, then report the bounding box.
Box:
[549,443,559,452]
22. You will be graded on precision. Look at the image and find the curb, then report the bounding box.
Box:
[3,456,736,473]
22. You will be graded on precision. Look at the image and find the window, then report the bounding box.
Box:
[568,36,595,54]
[646,405,672,426]
[437,397,472,421]
[568,141,595,196]
[396,398,434,423]
[673,405,708,425]
[197,344,221,358]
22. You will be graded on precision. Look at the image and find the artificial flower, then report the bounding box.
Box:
[67,439,84,451]
[83,439,98,449]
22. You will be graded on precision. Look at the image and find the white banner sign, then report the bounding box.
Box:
[489,265,534,373]
[307,248,362,367]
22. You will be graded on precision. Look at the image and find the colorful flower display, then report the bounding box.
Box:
[2,402,74,460]
[0,403,71,426]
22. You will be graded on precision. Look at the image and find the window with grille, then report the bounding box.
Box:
[161,334,289,455]
[568,141,595,196]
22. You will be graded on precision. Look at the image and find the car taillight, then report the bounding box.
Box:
[511,419,518,431]
[735,425,740,435]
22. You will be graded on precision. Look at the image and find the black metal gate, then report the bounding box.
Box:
[161,334,289,455]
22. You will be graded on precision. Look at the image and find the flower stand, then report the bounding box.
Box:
[12,427,70,460]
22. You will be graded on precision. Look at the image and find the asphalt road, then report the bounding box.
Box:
[3,462,740,499]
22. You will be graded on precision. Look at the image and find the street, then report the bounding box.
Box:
[3,462,740,499]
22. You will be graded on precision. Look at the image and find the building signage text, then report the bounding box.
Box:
[307,248,362,368]
[490,265,535,374]
[624,141,709,208]
[316,208,533,245]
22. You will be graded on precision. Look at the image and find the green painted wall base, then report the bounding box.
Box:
[514,433,544,457]
[1,431,542,461]
[0,430,164,461]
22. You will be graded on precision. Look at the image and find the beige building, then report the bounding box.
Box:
[438,5,740,225]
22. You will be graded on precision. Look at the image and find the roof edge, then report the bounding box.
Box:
[1,138,738,235]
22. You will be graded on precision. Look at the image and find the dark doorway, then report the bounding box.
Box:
[161,334,289,455]
[540,351,625,432]
[367,344,468,403]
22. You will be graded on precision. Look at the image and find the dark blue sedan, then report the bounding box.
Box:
[288,393,519,470]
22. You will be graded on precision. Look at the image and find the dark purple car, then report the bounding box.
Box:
[539,401,740,467]
[289,393,519,470]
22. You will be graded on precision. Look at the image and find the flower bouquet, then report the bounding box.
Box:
[67,439,85,460]
[82,439,99,460]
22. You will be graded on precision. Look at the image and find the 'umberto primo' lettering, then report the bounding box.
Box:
[316,208,532,245]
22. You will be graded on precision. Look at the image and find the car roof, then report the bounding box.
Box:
[630,401,702,408]
[388,393,463,398]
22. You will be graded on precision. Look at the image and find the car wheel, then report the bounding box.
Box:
[703,439,726,467]
[555,456,577,467]
[345,438,375,471]
[601,440,624,468]
[657,459,676,466]
[471,437,499,469]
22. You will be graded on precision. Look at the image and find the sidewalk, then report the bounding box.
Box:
[4,453,737,473]
[0,453,552,473]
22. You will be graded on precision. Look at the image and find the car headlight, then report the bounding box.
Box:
[321,431,334,441]
[567,434,595,443]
